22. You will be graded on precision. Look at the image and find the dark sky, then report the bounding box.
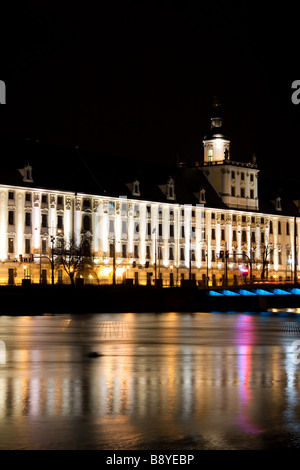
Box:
[0,1,299,180]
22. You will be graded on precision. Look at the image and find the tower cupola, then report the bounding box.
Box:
[203,97,230,165]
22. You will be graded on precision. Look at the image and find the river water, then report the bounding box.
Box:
[0,310,300,450]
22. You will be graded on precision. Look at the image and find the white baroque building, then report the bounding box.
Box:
[0,103,299,286]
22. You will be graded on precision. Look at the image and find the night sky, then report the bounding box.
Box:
[0,1,299,180]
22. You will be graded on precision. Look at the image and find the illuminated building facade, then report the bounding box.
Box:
[0,104,299,286]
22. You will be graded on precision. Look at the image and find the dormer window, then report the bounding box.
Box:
[132,179,140,197]
[276,197,282,211]
[19,163,33,183]
[167,177,175,201]
[199,188,206,204]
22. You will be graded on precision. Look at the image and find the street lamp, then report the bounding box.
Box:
[50,235,55,285]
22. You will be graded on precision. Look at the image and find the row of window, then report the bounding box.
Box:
[231,171,255,182]
[231,187,255,198]
[8,191,65,205]
[8,212,64,229]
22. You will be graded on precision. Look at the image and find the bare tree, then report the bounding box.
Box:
[261,244,274,279]
[54,234,94,285]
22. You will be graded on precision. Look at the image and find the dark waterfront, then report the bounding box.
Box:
[1,311,300,450]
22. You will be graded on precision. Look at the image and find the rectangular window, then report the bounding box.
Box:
[25,193,31,202]
[211,249,215,262]
[41,194,48,204]
[57,196,63,205]
[232,215,236,222]
[147,222,151,236]
[286,222,290,236]
[211,228,216,240]
[158,246,162,260]
[8,211,14,225]
[170,224,174,238]
[251,232,255,243]
[241,188,245,198]
[25,238,31,254]
[201,249,206,262]
[25,212,31,227]
[24,269,31,280]
[8,238,14,254]
[8,191,14,200]
[180,247,185,261]
[261,218,264,224]
[232,230,237,242]
[158,223,162,237]
[250,174,254,182]
[242,216,246,223]
[122,221,127,234]
[109,219,114,233]
[109,243,114,258]
[231,171,235,179]
[250,189,254,199]
[146,205,151,215]
[57,215,63,229]
[231,186,235,197]
[146,245,150,259]
[211,213,215,220]
[242,231,247,243]
[169,247,174,260]
[122,244,127,258]
[251,217,255,223]
[278,221,281,235]
[278,250,282,265]
[181,225,185,238]
[221,229,225,241]
[41,214,48,228]
[42,239,47,255]
[270,220,273,234]
[221,214,225,220]
[261,232,265,244]
[134,245,139,259]
[241,173,245,181]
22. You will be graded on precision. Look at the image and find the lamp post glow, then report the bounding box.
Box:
[50,235,55,285]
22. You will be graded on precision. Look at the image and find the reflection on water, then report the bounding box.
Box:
[0,312,300,449]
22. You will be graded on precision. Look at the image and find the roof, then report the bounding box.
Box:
[0,137,300,217]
